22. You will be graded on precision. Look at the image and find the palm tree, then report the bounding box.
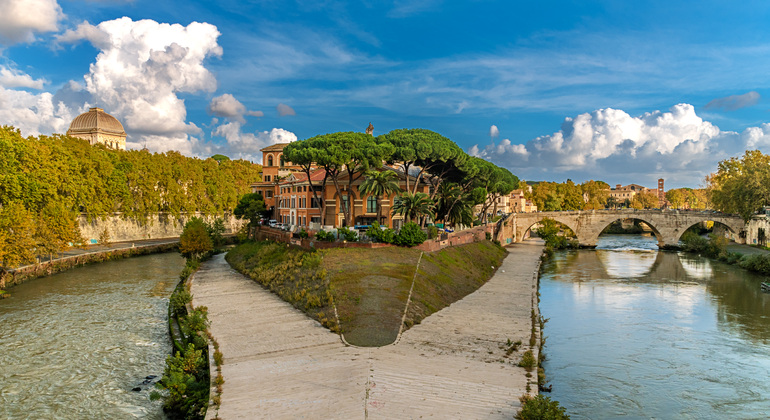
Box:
[391,191,434,224]
[359,169,401,225]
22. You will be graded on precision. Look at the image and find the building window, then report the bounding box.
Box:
[265,175,271,182]
[267,155,273,167]
[280,154,285,167]
[311,197,321,208]
[291,197,296,208]
[311,216,321,224]
[367,196,378,213]
[340,195,349,213]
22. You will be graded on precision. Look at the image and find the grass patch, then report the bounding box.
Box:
[226,241,338,332]
[226,240,507,347]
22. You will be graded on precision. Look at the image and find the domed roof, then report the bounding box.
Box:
[67,107,126,135]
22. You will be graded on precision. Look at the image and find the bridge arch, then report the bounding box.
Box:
[673,219,743,243]
[499,210,746,249]
[581,216,665,248]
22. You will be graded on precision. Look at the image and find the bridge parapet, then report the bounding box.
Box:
[497,209,746,249]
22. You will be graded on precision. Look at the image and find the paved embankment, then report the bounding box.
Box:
[192,239,544,419]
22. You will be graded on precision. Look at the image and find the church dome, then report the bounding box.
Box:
[67,107,127,150]
[68,107,126,135]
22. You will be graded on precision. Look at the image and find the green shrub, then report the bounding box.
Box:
[314,230,335,242]
[298,228,309,239]
[151,343,209,420]
[395,222,427,247]
[516,395,570,420]
[367,222,397,243]
[171,288,192,317]
[338,226,358,242]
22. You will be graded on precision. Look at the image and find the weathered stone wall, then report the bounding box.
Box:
[79,212,245,243]
[747,216,770,246]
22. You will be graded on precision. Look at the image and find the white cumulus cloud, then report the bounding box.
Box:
[0,0,63,45]
[489,124,499,139]
[57,17,223,152]
[212,121,296,162]
[207,93,263,123]
[471,104,755,187]
[0,66,46,89]
[0,87,74,136]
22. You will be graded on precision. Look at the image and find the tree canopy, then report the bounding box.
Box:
[707,150,770,220]
[0,126,261,267]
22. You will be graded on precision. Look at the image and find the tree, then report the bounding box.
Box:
[666,189,686,209]
[631,191,659,209]
[284,132,391,227]
[0,202,37,267]
[359,169,402,224]
[707,150,770,220]
[233,193,266,228]
[179,217,213,260]
[391,192,434,224]
[210,154,230,163]
[435,183,474,227]
[581,180,610,210]
[282,138,330,225]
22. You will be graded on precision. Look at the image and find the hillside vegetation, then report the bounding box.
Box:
[0,126,261,267]
[226,240,507,346]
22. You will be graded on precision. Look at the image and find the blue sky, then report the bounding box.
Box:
[2,0,770,188]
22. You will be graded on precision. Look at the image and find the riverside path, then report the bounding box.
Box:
[191,239,544,419]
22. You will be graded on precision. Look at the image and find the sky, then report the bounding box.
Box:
[3,0,770,189]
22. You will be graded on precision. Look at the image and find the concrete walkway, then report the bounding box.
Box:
[192,240,544,419]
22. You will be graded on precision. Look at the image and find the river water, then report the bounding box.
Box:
[0,253,184,419]
[540,234,770,419]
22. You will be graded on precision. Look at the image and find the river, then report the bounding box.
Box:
[0,253,184,419]
[540,234,770,419]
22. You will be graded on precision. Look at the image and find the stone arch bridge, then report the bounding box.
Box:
[495,209,746,249]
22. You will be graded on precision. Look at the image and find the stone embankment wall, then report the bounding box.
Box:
[252,224,494,252]
[0,242,178,290]
[79,212,245,243]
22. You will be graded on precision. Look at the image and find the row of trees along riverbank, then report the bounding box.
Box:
[524,180,710,211]
[0,126,261,268]
[282,129,520,227]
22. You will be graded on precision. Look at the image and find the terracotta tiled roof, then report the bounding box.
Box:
[279,168,327,184]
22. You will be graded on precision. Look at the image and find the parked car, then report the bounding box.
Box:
[268,219,277,227]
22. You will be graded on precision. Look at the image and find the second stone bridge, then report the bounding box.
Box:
[496,209,746,248]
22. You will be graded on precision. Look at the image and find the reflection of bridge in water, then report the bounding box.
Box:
[496,209,746,248]
[548,244,770,343]
[560,247,710,283]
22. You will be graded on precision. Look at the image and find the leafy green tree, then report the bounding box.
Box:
[359,169,401,224]
[581,180,610,210]
[282,137,330,225]
[666,189,686,209]
[391,192,434,224]
[207,218,226,247]
[631,191,659,209]
[708,150,770,220]
[233,193,266,228]
[210,154,230,163]
[0,202,37,267]
[179,217,213,260]
[378,128,466,195]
